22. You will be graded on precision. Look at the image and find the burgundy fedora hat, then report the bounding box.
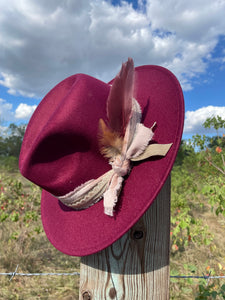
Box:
[19,58,184,256]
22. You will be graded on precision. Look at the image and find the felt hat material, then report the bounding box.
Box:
[19,61,184,256]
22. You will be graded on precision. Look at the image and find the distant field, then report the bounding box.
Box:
[0,149,225,299]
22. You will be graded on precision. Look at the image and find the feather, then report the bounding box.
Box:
[98,119,123,160]
[106,57,134,135]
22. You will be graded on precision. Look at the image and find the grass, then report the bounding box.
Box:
[169,156,225,299]
[0,164,80,300]
[0,155,225,299]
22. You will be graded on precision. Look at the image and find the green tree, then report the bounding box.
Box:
[0,123,26,157]
[175,140,195,166]
[203,115,225,140]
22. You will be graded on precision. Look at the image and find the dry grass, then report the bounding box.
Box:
[170,188,225,299]
[170,212,225,299]
[0,218,80,299]
[0,168,80,300]
[1,164,225,299]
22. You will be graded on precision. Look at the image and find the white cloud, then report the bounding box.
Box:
[184,106,225,135]
[0,98,37,123]
[0,98,14,122]
[0,125,8,136]
[0,0,225,98]
[146,0,225,41]
[15,103,37,119]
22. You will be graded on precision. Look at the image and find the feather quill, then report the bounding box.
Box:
[106,57,134,135]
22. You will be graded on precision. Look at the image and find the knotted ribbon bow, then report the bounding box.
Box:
[57,58,172,216]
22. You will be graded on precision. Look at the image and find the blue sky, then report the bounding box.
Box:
[0,0,225,139]
[185,36,225,109]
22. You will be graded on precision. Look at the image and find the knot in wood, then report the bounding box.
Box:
[109,287,117,299]
[133,230,144,240]
[82,291,92,300]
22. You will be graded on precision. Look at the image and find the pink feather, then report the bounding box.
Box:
[107,58,134,136]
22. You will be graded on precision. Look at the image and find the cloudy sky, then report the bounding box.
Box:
[0,0,225,139]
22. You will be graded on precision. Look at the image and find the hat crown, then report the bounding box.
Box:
[20,74,111,195]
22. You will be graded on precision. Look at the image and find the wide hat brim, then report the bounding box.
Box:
[21,64,184,256]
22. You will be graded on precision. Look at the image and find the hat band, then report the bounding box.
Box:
[57,99,172,216]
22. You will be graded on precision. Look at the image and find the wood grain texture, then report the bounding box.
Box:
[79,175,171,300]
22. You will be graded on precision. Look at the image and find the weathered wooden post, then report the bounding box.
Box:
[79,175,171,300]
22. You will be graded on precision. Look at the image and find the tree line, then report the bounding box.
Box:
[0,116,224,162]
[0,123,26,158]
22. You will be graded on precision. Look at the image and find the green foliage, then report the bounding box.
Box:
[195,283,225,299]
[0,166,80,299]
[170,115,225,299]
[192,134,207,151]
[0,173,40,234]
[0,123,26,158]
[207,135,225,149]
[174,139,195,166]
[171,164,213,253]
[203,115,225,134]
[190,116,225,218]
[1,116,225,299]
[193,115,225,150]
[202,177,225,217]
[0,156,19,171]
